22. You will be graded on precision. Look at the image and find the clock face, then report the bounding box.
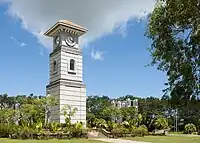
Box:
[65,35,76,47]
[54,36,60,47]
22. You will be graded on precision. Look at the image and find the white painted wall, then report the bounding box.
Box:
[47,29,86,127]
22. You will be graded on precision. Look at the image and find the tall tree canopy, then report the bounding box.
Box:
[146,0,200,100]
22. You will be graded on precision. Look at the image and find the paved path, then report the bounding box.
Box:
[94,138,151,143]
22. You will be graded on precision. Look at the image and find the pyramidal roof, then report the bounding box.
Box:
[44,20,88,37]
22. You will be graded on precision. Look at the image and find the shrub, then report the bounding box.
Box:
[10,126,35,139]
[184,123,196,134]
[131,125,148,137]
[34,122,43,132]
[0,123,9,137]
[139,125,149,136]
[16,126,37,139]
[49,121,61,132]
[0,123,18,138]
[111,125,129,138]
[67,122,87,138]
[107,121,118,132]
[60,123,66,128]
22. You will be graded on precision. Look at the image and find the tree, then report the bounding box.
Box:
[42,96,58,125]
[154,117,169,130]
[87,95,110,119]
[86,112,96,127]
[2,108,19,124]
[20,104,37,126]
[146,0,200,101]
[102,106,121,121]
[61,105,78,126]
[0,94,8,109]
[137,114,143,126]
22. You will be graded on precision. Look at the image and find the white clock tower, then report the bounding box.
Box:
[44,20,87,125]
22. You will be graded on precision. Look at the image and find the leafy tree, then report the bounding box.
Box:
[41,95,58,125]
[1,92,200,133]
[61,105,78,126]
[117,95,139,101]
[87,95,110,119]
[20,103,39,127]
[146,0,200,102]
[86,112,96,127]
[0,94,8,109]
[2,108,19,124]
[184,123,197,134]
[137,114,143,126]
[154,117,169,130]
[93,118,107,128]
[120,107,130,121]
[102,106,121,121]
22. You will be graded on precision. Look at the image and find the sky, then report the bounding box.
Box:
[0,0,167,98]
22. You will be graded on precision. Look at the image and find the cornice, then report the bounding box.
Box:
[46,79,86,89]
[50,46,82,57]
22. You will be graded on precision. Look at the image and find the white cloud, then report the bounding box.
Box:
[10,36,27,47]
[3,0,155,50]
[10,36,17,42]
[91,49,104,61]
[20,42,26,47]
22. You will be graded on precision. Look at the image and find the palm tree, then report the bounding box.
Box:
[154,117,168,130]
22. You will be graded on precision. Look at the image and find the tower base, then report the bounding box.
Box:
[46,79,86,126]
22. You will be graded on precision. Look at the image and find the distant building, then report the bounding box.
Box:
[111,98,138,109]
[111,98,138,123]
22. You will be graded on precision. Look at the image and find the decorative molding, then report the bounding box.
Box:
[47,79,86,89]
[44,23,87,37]
[50,46,82,57]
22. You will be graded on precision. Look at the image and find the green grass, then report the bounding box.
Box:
[169,131,184,134]
[126,135,200,143]
[0,138,107,143]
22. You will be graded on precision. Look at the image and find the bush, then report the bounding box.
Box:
[106,121,118,132]
[131,125,148,137]
[15,126,37,139]
[65,122,87,138]
[0,123,18,138]
[111,125,129,138]
[184,123,197,134]
[0,122,88,140]
[49,121,61,132]
[110,124,148,138]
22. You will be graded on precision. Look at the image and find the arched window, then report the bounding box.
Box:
[53,60,57,72]
[70,59,75,71]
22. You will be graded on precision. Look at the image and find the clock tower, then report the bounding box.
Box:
[44,20,87,125]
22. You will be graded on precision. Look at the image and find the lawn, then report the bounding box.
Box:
[126,135,200,143]
[0,138,107,143]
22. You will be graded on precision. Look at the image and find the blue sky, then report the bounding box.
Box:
[0,1,167,98]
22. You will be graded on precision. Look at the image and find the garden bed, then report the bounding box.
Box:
[9,132,88,140]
